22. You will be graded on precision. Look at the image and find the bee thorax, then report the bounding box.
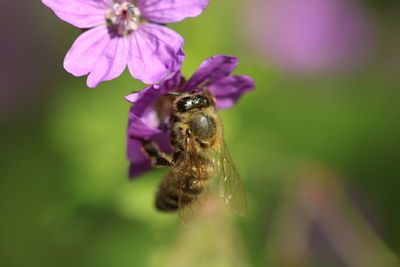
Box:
[189,114,216,139]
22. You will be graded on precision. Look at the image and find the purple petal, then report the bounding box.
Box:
[127,24,185,84]
[129,160,152,178]
[138,0,209,24]
[87,35,129,87]
[64,26,128,88]
[125,85,156,109]
[125,71,182,116]
[42,0,111,28]
[181,55,238,92]
[208,75,254,110]
[127,139,149,166]
[152,132,173,155]
[127,85,163,119]
[127,132,172,178]
[128,111,162,139]
[160,71,183,94]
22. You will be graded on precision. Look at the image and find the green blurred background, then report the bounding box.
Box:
[1,0,400,266]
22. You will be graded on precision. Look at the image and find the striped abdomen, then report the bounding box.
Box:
[155,157,216,212]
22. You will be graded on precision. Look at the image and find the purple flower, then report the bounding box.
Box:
[126,55,254,177]
[245,0,373,74]
[42,0,209,87]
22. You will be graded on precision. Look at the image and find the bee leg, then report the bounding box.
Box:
[141,140,175,167]
[171,127,187,162]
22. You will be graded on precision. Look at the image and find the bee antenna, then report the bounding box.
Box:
[166,92,182,98]
[192,86,207,94]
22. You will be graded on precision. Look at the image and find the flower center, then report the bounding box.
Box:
[106,2,141,36]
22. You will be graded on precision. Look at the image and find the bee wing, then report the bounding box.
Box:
[214,142,247,215]
[178,189,209,226]
[176,139,247,225]
[177,147,210,225]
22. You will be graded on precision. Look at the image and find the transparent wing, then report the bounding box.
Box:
[215,142,247,215]
[177,139,247,225]
[177,141,210,225]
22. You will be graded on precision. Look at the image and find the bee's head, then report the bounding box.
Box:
[171,91,215,113]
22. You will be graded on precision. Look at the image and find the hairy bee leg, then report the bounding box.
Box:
[141,140,175,167]
[170,125,187,161]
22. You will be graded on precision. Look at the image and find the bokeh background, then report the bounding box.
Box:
[1,0,400,266]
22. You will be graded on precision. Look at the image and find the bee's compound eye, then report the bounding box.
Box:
[200,96,209,105]
[176,97,193,112]
[192,95,209,108]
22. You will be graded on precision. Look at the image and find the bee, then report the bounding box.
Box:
[140,90,247,220]
[127,3,136,17]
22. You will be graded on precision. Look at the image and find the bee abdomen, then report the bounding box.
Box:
[182,178,205,195]
[155,192,179,211]
[155,187,193,212]
[155,162,215,212]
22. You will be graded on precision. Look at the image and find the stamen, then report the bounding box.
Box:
[106,1,141,36]
[112,3,122,15]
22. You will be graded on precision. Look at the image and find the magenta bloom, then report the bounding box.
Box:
[126,55,254,177]
[246,0,373,74]
[42,0,209,87]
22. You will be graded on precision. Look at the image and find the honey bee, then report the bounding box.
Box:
[127,3,136,17]
[140,90,247,220]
